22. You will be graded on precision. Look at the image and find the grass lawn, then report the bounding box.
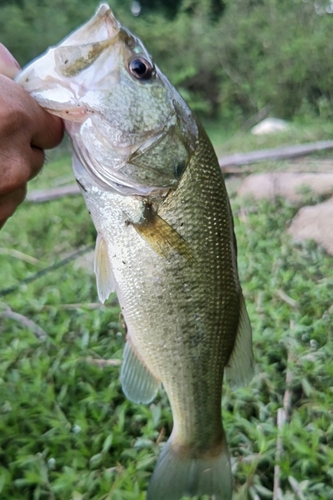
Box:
[0,120,333,499]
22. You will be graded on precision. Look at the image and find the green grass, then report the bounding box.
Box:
[205,115,333,156]
[1,121,333,499]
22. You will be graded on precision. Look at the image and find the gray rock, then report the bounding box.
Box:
[288,197,333,256]
[251,118,289,135]
[238,173,333,203]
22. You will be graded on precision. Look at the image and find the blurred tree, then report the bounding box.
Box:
[137,0,226,19]
[1,0,333,121]
[215,0,333,119]
[0,0,97,65]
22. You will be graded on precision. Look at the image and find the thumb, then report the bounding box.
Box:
[0,43,21,79]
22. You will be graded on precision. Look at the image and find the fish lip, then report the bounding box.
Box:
[45,106,92,122]
[16,3,153,120]
[60,3,120,47]
[16,2,120,94]
[96,4,120,39]
[15,67,87,121]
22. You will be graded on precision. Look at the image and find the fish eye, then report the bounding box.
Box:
[128,57,153,80]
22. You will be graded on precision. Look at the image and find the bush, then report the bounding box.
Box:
[2,0,333,122]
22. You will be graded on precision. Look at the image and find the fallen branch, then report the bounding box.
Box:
[83,357,121,368]
[156,426,166,445]
[0,247,40,265]
[40,302,106,311]
[219,140,333,169]
[0,304,47,340]
[273,321,294,500]
[26,184,80,203]
[0,245,94,298]
[273,407,285,500]
[288,476,307,500]
[276,289,299,309]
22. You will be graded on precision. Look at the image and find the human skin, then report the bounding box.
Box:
[0,43,64,229]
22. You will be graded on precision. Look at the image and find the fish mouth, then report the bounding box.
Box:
[16,3,120,120]
[61,4,119,45]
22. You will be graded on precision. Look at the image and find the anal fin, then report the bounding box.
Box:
[225,293,254,387]
[120,339,160,404]
[94,233,115,304]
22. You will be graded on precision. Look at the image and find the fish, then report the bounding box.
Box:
[16,4,254,499]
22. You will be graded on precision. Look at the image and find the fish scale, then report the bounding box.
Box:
[82,124,241,476]
[16,4,254,499]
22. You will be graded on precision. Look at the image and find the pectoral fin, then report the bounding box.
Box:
[120,338,160,404]
[94,233,115,304]
[131,204,194,263]
[225,293,254,387]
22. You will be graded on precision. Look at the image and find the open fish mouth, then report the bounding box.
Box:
[16,4,121,120]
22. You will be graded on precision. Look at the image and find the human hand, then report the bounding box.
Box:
[0,44,64,229]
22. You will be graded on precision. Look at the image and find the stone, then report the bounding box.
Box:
[288,197,333,256]
[238,172,333,203]
[251,118,289,135]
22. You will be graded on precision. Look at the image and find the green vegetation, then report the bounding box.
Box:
[1,1,333,497]
[1,121,333,498]
[2,0,333,122]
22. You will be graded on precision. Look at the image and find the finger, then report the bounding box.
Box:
[0,43,21,79]
[0,144,44,196]
[31,109,64,150]
[0,47,64,148]
[0,145,45,194]
[0,76,64,151]
[29,145,46,180]
[0,186,26,227]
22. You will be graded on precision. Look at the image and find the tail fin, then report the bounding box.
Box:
[146,435,232,500]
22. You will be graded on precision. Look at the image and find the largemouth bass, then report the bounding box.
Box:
[17,5,254,499]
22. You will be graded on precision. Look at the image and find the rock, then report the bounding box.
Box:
[251,118,289,135]
[238,173,333,203]
[288,197,333,256]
